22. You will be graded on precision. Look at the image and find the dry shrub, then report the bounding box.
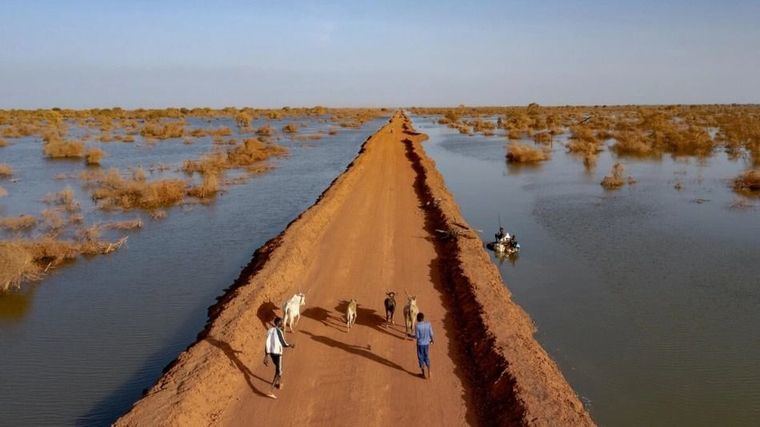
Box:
[601,163,627,189]
[140,121,185,139]
[43,136,84,158]
[612,131,656,156]
[88,169,187,210]
[85,147,105,165]
[44,186,80,212]
[506,142,550,163]
[0,163,13,177]
[0,186,6,198]
[0,138,7,147]
[132,167,147,182]
[0,236,127,291]
[150,210,167,220]
[41,208,66,232]
[122,135,135,143]
[507,129,523,140]
[206,127,232,137]
[187,172,220,199]
[733,169,760,195]
[532,131,552,144]
[227,138,287,167]
[183,152,227,175]
[256,125,274,137]
[282,123,298,134]
[0,215,37,231]
[104,218,143,230]
[0,243,40,291]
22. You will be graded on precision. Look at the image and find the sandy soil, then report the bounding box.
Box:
[116,113,593,426]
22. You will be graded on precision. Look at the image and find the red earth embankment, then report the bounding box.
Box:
[116,112,593,426]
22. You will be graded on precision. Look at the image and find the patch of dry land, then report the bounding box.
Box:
[116,113,593,426]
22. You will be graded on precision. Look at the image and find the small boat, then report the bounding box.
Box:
[487,230,520,255]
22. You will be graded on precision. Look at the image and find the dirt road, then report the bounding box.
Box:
[117,113,593,426]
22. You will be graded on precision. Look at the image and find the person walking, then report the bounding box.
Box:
[263,317,295,399]
[414,312,434,379]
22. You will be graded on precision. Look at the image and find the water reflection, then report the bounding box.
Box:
[0,287,35,322]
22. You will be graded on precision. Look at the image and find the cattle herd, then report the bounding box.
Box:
[279,291,422,337]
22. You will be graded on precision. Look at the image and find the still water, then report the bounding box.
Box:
[0,117,385,426]
[413,116,760,426]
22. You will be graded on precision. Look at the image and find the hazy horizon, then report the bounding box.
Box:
[2,0,759,109]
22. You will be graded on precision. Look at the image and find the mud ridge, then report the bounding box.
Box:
[400,117,594,426]
[402,135,525,425]
[117,116,394,424]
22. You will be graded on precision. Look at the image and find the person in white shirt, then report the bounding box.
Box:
[263,317,295,399]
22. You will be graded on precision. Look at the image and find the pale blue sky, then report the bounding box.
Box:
[1,0,758,108]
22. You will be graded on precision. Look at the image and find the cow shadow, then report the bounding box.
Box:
[301,306,345,332]
[300,329,417,377]
[334,300,406,339]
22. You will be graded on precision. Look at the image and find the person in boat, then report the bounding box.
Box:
[495,227,510,243]
[509,234,519,249]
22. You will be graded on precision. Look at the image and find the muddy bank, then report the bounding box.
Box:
[117,113,592,426]
[116,117,392,426]
[402,120,593,426]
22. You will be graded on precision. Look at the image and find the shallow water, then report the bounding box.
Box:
[0,117,385,426]
[413,116,760,426]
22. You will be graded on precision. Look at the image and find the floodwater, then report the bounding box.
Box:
[0,117,386,426]
[413,116,760,426]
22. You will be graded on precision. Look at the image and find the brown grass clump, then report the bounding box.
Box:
[0,138,7,147]
[282,123,299,134]
[0,163,13,178]
[103,218,143,230]
[601,163,628,189]
[41,208,66,233]
[0,215,37,231]
[85,147,105,165]
[206,126,232,137]
[140,121,185,139]
[0,236,127,291]
[612,131,656,156]
[87,169,187,210]
[0,186,6,198]
[506,142,550,163]
[256,125,274,137]
[187,172,220,200]
[43,136,85,158]
[227,138,287,167]
[0,243,40,291]
[733,169,760,195]
[44,186,80,213]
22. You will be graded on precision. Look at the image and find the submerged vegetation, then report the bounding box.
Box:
[733,169,760,196]
[506,142,550,163]
[413,104,760,196]
[0,107,388,291]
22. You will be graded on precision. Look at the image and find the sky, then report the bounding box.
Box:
[1,0,758,108]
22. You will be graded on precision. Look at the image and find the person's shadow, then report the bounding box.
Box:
[205,337,272,398]
[300,330,419,378]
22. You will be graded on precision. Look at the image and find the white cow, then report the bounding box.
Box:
[282,293,306,333]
